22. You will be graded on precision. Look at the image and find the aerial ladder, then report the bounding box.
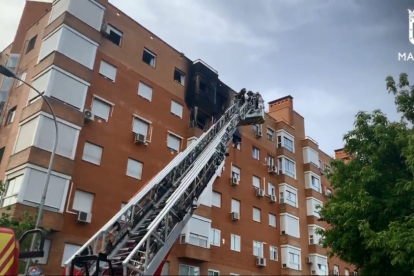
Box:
[63,89,265,276]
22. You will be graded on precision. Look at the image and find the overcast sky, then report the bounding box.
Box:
[1,0,413,155]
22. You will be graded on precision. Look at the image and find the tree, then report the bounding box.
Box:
[0,180,49,273]
[317,73,414,275]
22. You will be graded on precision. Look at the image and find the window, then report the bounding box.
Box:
[270,246,278,261]
[173,68,185,85]
[82,142,103,165]
[267,128,274,141]
[278,157,296,178]
[319,160,322,168]
[91,97,112,121]
[105,24,123,46]
[253,207,261,222]
[72,190,94,214]
[280,184,298,207]
[126,158,143,179]
[1,175,24,207]
[99,60,117,82]
[311,175,321,192]
[267,155,274,167]
[179,265,199,275]
[277,130,294,152]
[209,228,221,246]
[5,107,16,125]
[333,265,339,275]
[252,124,260,132]
[280,214,300,237]
[0,147,4,164]
[212,191,221,208]
[252,175,260,189]
[269,213,276,227]
[285,190,297,205]
[167,133,181,152]
[208,270,219,276]
[171,101,183,118]
[142,48,156,67]
[289,252,300,270]
[231,199,240,213]
[306,198,323,217]
[252,146,260,160]
[133,117,150,138]
[318,263,327,273]
[62,243,81,266]
[35,239,51,264]
[138,81,152,101]
[268,183,275,196]
[16,71,26,87]
[303,147,319,166]
[253,241,263,257]
[345,268,350,276]
[26,35,37,54]
[325,164,331,171]
[326,188,332,196]
[187,217,209,248]
[230,234,240,251]
[231,165,240,181]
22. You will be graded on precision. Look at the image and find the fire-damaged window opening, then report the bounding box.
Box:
[106,24,123,46]
[189,108,212,131]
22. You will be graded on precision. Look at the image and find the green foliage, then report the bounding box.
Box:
[317,73,414,275]
[0,180,50,273]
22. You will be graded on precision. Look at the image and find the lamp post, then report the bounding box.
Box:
[0,65,59,273]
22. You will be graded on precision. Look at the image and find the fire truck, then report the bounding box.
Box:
[1,89,265,276]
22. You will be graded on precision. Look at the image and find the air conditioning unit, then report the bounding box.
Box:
[84,109,94,122]
[282,263,287,268]
[281,230,286,235]
[279,197,285,204]
[101,23,110,35]
[305,257,312,264]
[268,165,277,174]
[269,195,276,203]
[231,212,240,221]
[77,211,92,223]
[256,257,266,267]
[231,177,239,186]
[134,133,148,145]
[256,189,265,197]
[255,130,262,138]
[311,270,317,275]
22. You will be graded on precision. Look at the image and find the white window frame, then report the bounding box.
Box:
[269,213,276,227]
[253,207,261,222]
[138,81,153,101]
[5,107,16,125]
[268,183,276,196]
[16,71,27,87]
[279,183,298,207]
[209,228,221,247]
[126,158,143,180]
[230,234,241,252]
[132,115,152,142]
[252,175,260,189]
[178,264,199,276]
[277,130,295,153]
[306,197,323,218]
[61,243,81,267]
[253,240,264,257]
[82,142,103,165]
[270,245,278,261]
[91,96,114,122]
[278,156,296,179]
[267,155,275,167]
[171,100,183,118]
[267,127,275,141]
[280,213,300,238]
[143,48,157,67]
[252,146,260,160]
[106,24,123,46]
[167,132,182,153]
[334,265,339,274]
[72,189,94,214]
[231,165,241,181]
[208,270,220,276]
[212,191,221,208]
[311,174,321,192]
[231,198,240,213]
[99,60,117,82]
[1,174,24,208]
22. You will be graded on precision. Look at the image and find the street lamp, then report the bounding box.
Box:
[0,64,59,272]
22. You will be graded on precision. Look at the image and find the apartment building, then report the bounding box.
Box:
[0,0,355,275]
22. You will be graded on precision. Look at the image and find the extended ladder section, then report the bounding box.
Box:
[64,91,265,276]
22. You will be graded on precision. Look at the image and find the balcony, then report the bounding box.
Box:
[305,189,325,202]
[279,203,299,217]
[280,234,301,248]
[176,243,210,262]
[301,136,319,151]
[309,244,327,255]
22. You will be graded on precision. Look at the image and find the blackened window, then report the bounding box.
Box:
[26,35,37,54]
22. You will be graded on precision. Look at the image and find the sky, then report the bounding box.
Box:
[0,0,413,155]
